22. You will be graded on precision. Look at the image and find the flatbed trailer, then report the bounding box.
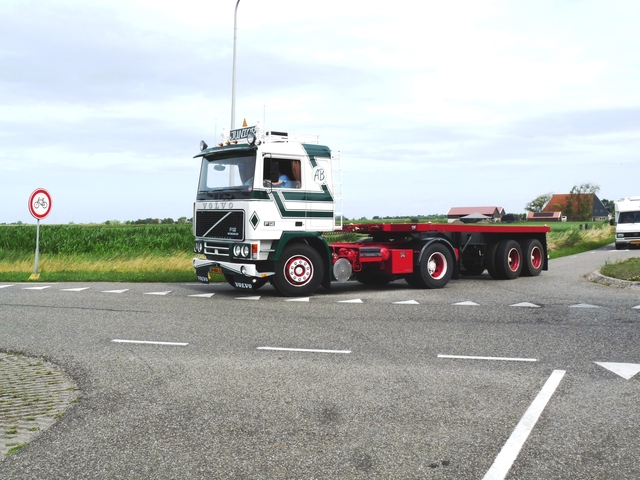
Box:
[327,222,550,289]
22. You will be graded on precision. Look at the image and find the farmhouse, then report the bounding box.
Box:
[540,194,610,222]
[447,206,505,223]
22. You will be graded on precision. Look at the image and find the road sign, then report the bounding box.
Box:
[29,188,52,220]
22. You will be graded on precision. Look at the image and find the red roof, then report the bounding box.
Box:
[542,194,593,213]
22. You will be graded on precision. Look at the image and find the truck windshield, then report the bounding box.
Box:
[198,155,256,191]
[619,211,640,224]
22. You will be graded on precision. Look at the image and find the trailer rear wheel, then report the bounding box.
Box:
[494,240,523,279]
[408,243,453,289]
[521,239,544,276]
[272,244,324,296]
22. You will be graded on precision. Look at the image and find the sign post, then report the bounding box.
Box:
[28,188,52,280]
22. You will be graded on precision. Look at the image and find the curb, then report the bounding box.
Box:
[587,270,640,289]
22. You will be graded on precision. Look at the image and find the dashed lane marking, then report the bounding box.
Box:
[112,339,189,346]
[101,289,129,294]
[339,299,363,303]
[438,354,538,362]
[454,301,480,306]
[188,293,215,298]
[22,286,52,290]
[285,297,310,302]
[510,302,540,308]
[235,296,261,300]
[570,303,601,308]
[257,346,351,354]
[61,287,91,292]
[144,291,172,296]
[393,300,420,304]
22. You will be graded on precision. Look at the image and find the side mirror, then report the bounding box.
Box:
[609,219,616,226]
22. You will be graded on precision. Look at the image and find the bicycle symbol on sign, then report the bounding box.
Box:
[34,197,48,210]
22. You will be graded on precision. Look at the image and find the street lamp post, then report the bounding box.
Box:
[231,0,240,129]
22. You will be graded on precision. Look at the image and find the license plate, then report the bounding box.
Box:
[210,267,223,275]
[631,241,640,245]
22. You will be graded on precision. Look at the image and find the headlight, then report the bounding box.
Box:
[232,244,251,258]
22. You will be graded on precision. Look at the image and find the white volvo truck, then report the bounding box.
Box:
[192,123,550,296]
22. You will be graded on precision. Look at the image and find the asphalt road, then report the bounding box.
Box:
[1,245,639,479]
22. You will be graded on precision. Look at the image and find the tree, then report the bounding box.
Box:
[525,193,553,212]
[600,198,615,215]
[567,182,600,221]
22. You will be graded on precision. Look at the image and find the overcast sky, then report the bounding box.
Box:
[2,0,639,224]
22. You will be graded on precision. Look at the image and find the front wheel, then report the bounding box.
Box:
[407,243,453,289]
[272,243,324,296]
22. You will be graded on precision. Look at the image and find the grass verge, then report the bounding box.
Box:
[0,252,200,283]
[600,257,640,282]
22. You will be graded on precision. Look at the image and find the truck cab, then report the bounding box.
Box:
[192,123,339,295]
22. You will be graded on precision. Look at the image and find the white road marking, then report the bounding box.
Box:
[285,297,310,302]
[236,296,261,300]
[595,362,640,380]
[482,369,566,480]
[23,286,52,290]
[393,300,420,305]
[569,303,600,308]
[510,302,540,308]
[257,346,351,354]
[112,339,189,346]
[0,285,15,289]
[101,289,129,293]
[188,293,215,298]
[633,305,640,309]
[144,291,172,296]
[438,354,537,362]
[339,299,363,303]
[453,301,480,306]
[61,287,91,292]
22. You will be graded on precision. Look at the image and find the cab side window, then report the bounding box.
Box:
[263,159,301,188]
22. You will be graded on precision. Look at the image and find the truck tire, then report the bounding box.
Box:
[520,239,544,276]
[494,239,523,279]
[408,243,453,289]
[272,243,324,296]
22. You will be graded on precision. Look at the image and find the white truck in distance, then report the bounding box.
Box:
[613,196,640,250]
[192,123,550,296]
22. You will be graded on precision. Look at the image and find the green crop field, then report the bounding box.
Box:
[0,221,616,283]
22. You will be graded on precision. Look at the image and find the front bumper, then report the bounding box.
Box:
[193,258,274,283]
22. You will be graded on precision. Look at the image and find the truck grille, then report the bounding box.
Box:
[195,210,244,241]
